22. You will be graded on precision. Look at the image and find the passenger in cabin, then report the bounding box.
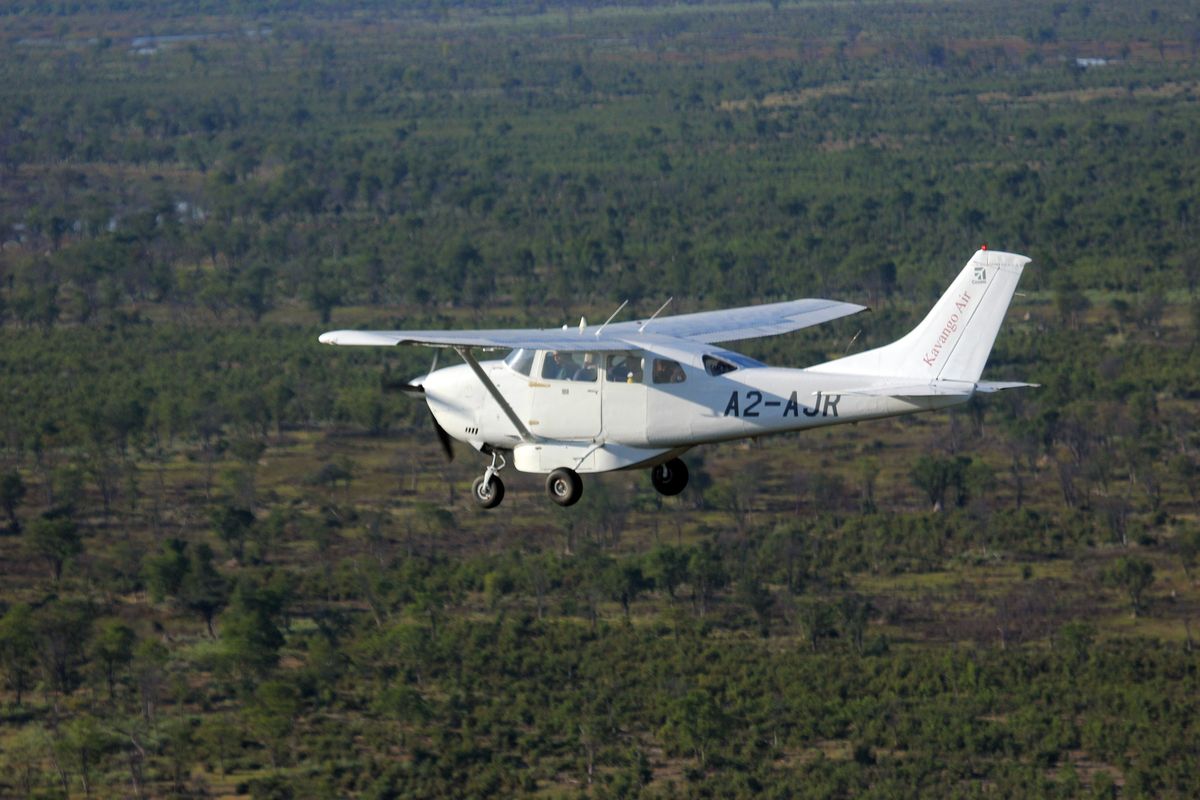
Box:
[607,355,642,383]
[653,358,686,384]
[573,353,598,382]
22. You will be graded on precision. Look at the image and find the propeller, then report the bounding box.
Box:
[429,408,455,461]
[380,351,454,462]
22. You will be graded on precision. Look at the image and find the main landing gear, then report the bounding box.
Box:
[650,458,689,496]
[471,456,686,509]
[546,467,583,507]
[471,451,506,509]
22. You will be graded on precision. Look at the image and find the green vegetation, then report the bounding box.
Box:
[1,0,1199,796]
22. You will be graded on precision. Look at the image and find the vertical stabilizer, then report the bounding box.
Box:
[809,249,1029,382]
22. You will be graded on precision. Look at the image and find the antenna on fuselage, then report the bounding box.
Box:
[638,297,673,333]
[594,299,628,338]
[843,329,862,355]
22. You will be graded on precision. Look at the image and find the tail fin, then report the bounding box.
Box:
[810,249,1029,382]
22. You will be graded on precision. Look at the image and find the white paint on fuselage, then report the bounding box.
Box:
[420,350,966,472]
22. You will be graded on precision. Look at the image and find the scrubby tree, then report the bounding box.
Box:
[1,470,26,532]
[1105,557,1155,617]
[0,604,36,706]
[90,619,136,700]
[25,513,82,582]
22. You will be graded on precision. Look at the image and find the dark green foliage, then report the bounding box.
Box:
[0,604,36,706]
[24,512,82,582]
[2,1,1200,796]
[1104,556,1155,617]
[220,576,286,677]
[0,470,26,532]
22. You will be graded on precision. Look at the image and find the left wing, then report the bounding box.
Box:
[319,298,867,351]
[605,298,867,343]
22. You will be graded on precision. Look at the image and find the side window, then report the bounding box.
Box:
[505,348,535,376]
[606,354,643,384]
[703,354,737,376]
[542,351,578,380]
[652,358,686,384]
[542,351,598,382]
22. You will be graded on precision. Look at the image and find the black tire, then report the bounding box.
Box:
[472,475,505,509]
[650,458,689,496]
[546,468,583,507]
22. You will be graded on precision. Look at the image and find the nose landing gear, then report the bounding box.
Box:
[471,451,507,509]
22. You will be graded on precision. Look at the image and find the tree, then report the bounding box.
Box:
[211,505,255,562]
[1,469,26,532]
[220,577,285,677]
[838,594,873,654]
[25,513,82,582]
[603,560,649,622]
[145,540,229,636]
[662,690,730,767]
[55,715,117,798]
[246,680,301,768]
[179,544,229,638]
[34,600,94,695]
[646,544,688,600]
[1105,557,1155,617]
[0,604,36,706]
[735,573,775,638]
[90,619,136,700]
[910,454,971,511]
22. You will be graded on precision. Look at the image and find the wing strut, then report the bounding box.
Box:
[454,347,537,443]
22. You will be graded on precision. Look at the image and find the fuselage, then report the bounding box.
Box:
[422,346,963,472]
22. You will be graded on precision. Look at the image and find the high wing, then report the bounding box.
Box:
[318,298,867,351]
[605,298,867,344]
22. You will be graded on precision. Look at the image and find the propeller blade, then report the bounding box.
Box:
[381,377,425,395]
[429,407,454,462]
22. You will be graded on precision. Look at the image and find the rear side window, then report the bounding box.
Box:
[703,355,737,376]
[652,358,686,384]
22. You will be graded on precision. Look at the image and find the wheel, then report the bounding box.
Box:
[650,458,689,496]
[472,475,505,509]
[546,468,583,507]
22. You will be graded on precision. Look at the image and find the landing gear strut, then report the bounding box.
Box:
[472,451,507,509]
[546,467,583,507]
[650,458,688,496]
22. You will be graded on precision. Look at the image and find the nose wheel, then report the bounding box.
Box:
[650,458,689,496]
[472,451,507,509]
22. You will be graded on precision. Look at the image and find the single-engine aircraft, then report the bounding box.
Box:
[319,248,1034,509]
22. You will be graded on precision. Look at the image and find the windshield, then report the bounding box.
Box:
[504,348,535,376]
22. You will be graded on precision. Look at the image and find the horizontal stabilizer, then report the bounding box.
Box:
[974,380,1039,393]
[837,379,1037,398]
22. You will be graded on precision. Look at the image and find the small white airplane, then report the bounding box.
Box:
[320,248,1034,509]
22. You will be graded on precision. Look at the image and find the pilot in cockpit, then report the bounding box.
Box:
[545,351,578,380]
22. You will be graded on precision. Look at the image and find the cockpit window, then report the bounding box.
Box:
[703,355,738,376]
[652,358,686,384]
[505,348,535,376]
